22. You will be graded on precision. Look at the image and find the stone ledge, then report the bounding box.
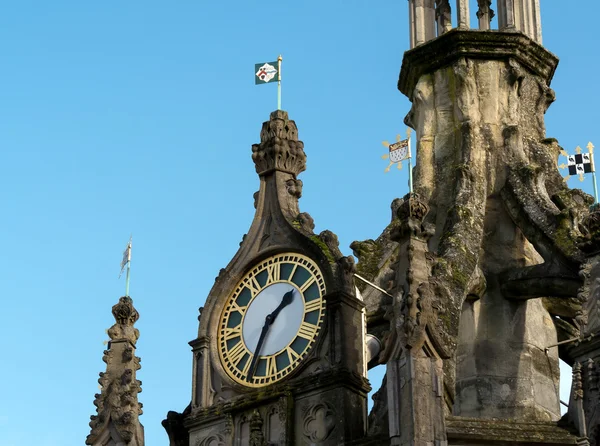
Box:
[398,30,559,98]
[446,416,579,445]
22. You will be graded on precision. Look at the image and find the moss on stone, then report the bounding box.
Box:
[353,240,384,283]
[309,235,336,264]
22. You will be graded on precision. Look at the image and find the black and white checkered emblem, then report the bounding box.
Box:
[568,153,593,176]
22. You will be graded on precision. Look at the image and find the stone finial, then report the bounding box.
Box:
[112,296,139,326]
[86,296,144,446]
[391,193,432,241]
[251,110,307,177]
[108,296,140,345]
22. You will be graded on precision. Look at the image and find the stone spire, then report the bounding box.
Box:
[86,296,144,446]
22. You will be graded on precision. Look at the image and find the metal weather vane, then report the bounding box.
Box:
[119,236,133,296]
[559,141,598,204]
[382,128,414,193]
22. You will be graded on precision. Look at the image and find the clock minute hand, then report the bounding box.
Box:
[247,318,271,382]
[247,289,295,381]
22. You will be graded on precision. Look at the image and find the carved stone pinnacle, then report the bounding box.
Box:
[391,193,431,242]
[396,193,429,222]
[251,110,307,177]
[112,296,140,327]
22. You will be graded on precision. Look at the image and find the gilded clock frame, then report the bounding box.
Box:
[217,253,326,387]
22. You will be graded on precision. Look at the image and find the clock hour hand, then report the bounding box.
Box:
[247,289,295,381]
[267,289,295,322]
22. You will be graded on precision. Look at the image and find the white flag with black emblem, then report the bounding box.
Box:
[119,238,132,278]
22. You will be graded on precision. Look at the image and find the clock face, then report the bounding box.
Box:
[218,253,326,387]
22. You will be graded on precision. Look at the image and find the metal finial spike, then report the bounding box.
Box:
[406,128,412,138]
[382,141,390,148]
[396,134,401,142]
[558,163,568,170]
[588,141,595,153]
[563,175,571,183]
[384,165,391,173]
[576,146,582,154]
[382,154,389,160]
[560,149,569,157]
[397,163,402,170]
[580,174,585,182]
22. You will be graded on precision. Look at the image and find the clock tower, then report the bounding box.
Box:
[164,110,370,445]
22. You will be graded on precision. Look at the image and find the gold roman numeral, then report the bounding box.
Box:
[304,299,321,313]
[224,325,242,341]
[300,277,316,293]
[246,276,261,297]
[266,263,280,285]
[229,301,247,314]
[228,340,247,365]
[288,264,298,283]
[239,355,252,376]
[297,321,318,341]
[286,346,300,363]
[267,356,278,376]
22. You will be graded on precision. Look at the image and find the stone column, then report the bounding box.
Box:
[514,0,525,35]
[436,0,452,36]
[425,0,436,40]
[498,0,516,30]
[456,0,470,29]
[476,0,494,31]
[414,0,436,46]
[190,336,213,409]
[519,0,541,40]
[532,0,542,43]
[409,0,416,49]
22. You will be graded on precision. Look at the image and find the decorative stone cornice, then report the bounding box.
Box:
[86,296,144,446]
[398,29,559,97]
[251,110,307,177]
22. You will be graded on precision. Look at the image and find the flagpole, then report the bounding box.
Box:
[277,55,282,110]
[589,144,599,206]
[125,237,132,296]
[407,129,413,194]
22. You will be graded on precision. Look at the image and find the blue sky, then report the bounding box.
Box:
[0,1,598,445]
